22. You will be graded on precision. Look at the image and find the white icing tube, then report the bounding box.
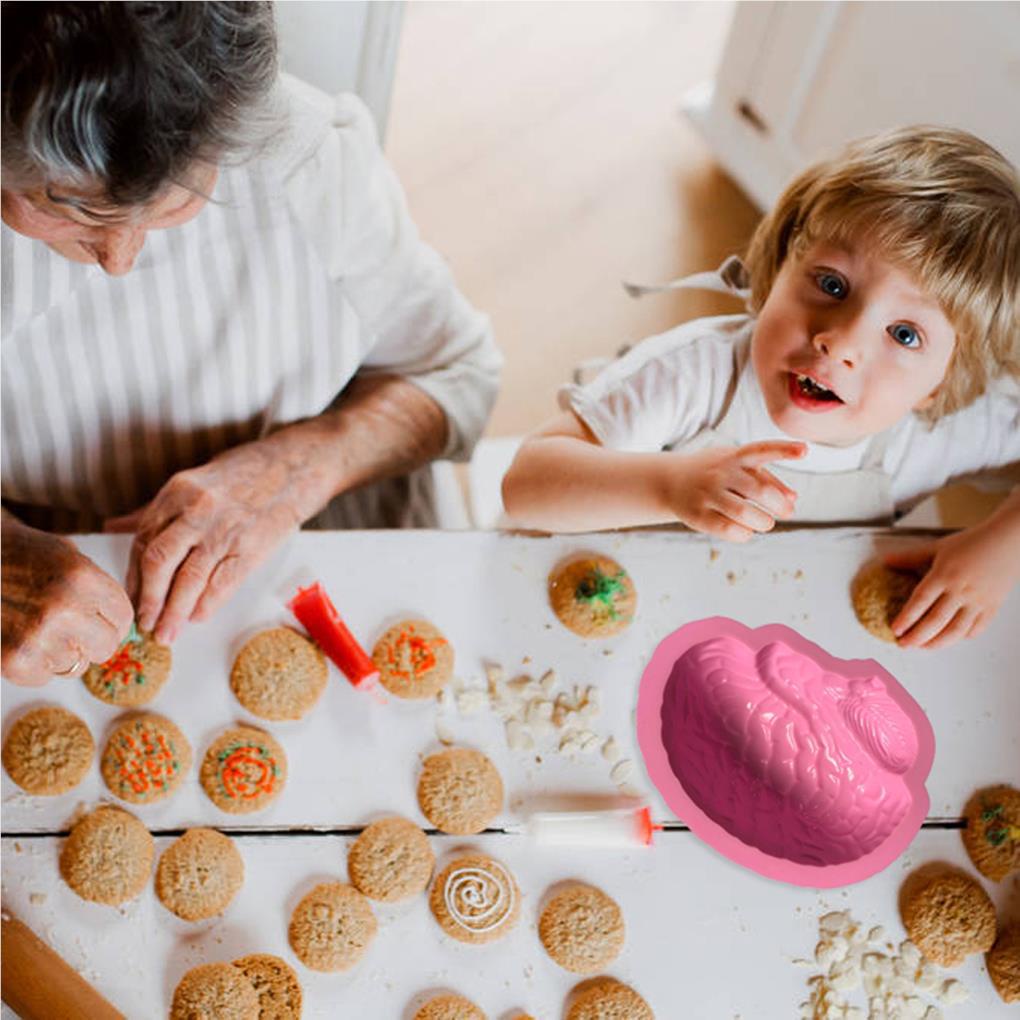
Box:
[506,806,661,847]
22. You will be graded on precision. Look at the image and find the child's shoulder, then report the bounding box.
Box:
[608,313,753,382]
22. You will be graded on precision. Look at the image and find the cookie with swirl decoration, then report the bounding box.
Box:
[200,725,287,814]
[429,853,520,945]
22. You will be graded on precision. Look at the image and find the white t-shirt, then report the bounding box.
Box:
[1,74,501,529]
[559,314,1020,513]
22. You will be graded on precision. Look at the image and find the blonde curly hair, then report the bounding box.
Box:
[743,125,1020,423]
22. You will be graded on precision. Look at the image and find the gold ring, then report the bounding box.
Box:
[55,659,83,677]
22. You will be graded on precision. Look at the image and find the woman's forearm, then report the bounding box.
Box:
[502,435,673,533]
[263,372,450,523]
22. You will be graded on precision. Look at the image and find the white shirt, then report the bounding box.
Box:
[1,74,501,530]
[560,314,1020,514]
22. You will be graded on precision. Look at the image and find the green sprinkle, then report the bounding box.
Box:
[987,827,1008,847]
[575,568,628,619]
[982,804,1004,821]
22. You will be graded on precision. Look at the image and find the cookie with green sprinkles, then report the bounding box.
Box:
[99,712,191,804]
[82,622,171,707]
[548,554,636,638]
[199,725,287,814]
[962,784,1020,882]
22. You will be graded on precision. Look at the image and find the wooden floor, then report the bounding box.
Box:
[386,1,761,439]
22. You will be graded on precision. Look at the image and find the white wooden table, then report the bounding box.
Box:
[2,530,1018,1018]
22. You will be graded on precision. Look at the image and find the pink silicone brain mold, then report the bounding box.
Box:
[637,618,935,887]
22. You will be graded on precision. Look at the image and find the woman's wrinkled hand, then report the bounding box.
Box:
[1,519,133,685]
[105,436,321,644]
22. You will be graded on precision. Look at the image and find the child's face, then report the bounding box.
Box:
[751,240,957,445]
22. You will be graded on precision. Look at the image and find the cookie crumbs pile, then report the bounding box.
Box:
[797,910,970,1020]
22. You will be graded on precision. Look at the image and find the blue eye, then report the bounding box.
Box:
[888,322,921,348]
[816,272,847,298]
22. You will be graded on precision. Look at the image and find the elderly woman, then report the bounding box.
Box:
[1,3,501,684]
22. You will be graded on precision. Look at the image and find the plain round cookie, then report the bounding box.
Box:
[59,805,154,905]
[348,816,434,902]
[170,962,259,1020]
[548,554,636,638]
[230,627,327,721]
[417,748,503,835]
[82,625,171,707]
[288,882,377,972]
[232,954,304,1019]
[850,561,922,643]
[373,619,454,699]
[429,853,520,945]
[99,712,191,803]
[962,784,1020,882]
[539,882,625,974]
[900,868,997,966]
[414,993,486,1020]
[565,978,654,1020]
[156,828,244,921]
[988,923,1020,1004]
[2,705,94,795]
[200,725,287,814]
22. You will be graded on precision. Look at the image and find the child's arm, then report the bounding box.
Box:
[889,485,1020,649]
[501,411,805,538]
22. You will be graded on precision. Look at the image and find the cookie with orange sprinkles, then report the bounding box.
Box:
[100,712,191,804]
[372,619,454,699]
[200,725,287,814]
[82,622,171,707]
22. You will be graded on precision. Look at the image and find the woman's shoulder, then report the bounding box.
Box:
[263,74,380,179]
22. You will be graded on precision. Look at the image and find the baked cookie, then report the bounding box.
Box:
[414,993,486,1020]
[59,805,154,905]
[348,816,434,902]
[230,627,327,721]
[232,954,303,1019]
[900,867,997,966]
[2,705,93,795]
[170,962,259,1020]
[539,882,625,974]
[156,828,244,921]
[82,623,171,707]
[962,785,1020,882]
[373,619,454,700]
[850,560,923,643]
[417,748,503,835]
[200,725,287,814]
[429,854,520,945]
[288,882,377,972]
[988,922,1020,1004]
[565,978,654,1020]
[99,712,191,803]
[548,554,636,638]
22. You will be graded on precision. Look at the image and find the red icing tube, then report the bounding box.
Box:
[288,583,379,689]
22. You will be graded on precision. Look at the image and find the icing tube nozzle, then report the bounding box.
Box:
[509,806,662,847]
[287,582,382,694]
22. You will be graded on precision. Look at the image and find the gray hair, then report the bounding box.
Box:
[2,2,280,207]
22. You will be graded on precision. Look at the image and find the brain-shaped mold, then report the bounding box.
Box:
[638,618,934,886]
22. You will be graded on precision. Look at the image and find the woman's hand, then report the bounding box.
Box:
[659,440,806,542]
[888,518,1020,649]
[1,517,133,685]
[105,435,319,644]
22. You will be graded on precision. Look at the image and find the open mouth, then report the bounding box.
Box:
[787,372,844,412]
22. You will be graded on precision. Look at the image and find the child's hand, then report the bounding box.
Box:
[661,440,806,541]
[887,525,1020,649]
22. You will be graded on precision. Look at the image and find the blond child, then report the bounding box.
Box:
[502,126,1020,650]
